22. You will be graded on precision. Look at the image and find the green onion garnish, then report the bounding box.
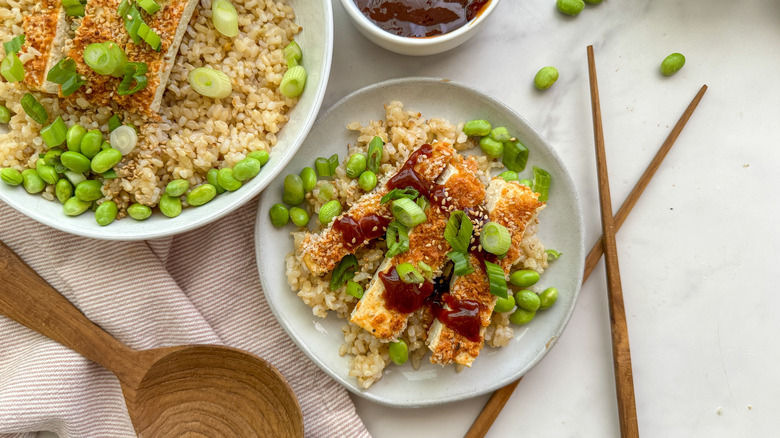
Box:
[279,65,307,98]
[117,62,148,96]
[62,0,85,17]
[532,166,551,202]
[40,116,67,147]
[108,114,122,132]
[136,22,162,51]
[385,221,410,258]
[3,35,25,55]
[395,263,424,284]
[315,157,331,177]
[391,197,426,227]
[480,221,511,256]
[444,210,473,253]
[330,254,358,291]
[1,52,24,83]
[84,43,114,76]
[212,0,239,37]
[117,0,132,18]
[447,251,474,277]
[283,40,302,68]
[346,280,364,299]
[0,105,11,124]
[485,261,508,299]
[545,249,562,260]
[46,58,87,97]
[417,261,433,281]
[327,153,339,175]
[118,2,161,50]
[380,187,419,204]
[367,136,383,173]
[188,67,232,99]
[20,93,48,124]
[102,169,118,179]
[110,125,138,155]
[137,0,161,14]
[416,195,429,212]
[502,139,529,172]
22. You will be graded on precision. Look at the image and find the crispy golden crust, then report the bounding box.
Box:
[21,0,62,88]
[488,179,544,271]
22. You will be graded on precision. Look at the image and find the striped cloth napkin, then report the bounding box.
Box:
[0,199,370,438]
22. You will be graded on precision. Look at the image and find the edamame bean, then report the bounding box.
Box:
[43,148,64,166]
[0,105,11,124]
[79,129,103,159]
[300,167,317,192]
[62,197,92,216]
[159,194,182,218]
[534,66,559,90]
[345,153,367,179]
[389,339,408,365]
[75,179,103,202]
[187,184,217,206]
[247,150,269,166]
[90,148,122,173]
[509,307,536,325]
[490,126,511,142]
[318,182,335,202]
[233,157,261,181]
[100,141,111,150]
[539,287,558,310]
[55,179,73,203]
[518,178,532,187]
[479,136,504,159]
[1,168,23,186]
[282,174,305,205]
[493,293,516,313]
[515,290,541,312]
[60,151,91,173]
[95,201,118,226]
[661,52,685,76]
[499,170,518,182]
[584,0,602,3]
[463,119,492,137]
[21,169,45,194]
[36,159,58,185]
[289,206,310,227]
[358,170,377,192]
[66,124,86,152]
[318,200,342,225]
[207,168,226,194]
[128,203,152,220]
[166,179,189,197]
[556,0,584,16]
[510,269,540,287]
[217,168,242,191]
[269,203,289,227]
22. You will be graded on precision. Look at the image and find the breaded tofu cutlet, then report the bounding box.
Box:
[20,0,68,94]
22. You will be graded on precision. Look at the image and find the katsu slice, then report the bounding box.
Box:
[350,154,486,341]
[300,142,456,277]
[428,178,544,366]
[20,0,67,94]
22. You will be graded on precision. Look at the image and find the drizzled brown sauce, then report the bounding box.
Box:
[431,294,482,342]
[354,0,491,38]
[379,267,435,314]
[332,214,392,251]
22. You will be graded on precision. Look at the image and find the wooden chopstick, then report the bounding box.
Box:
[464,75,708,438]
[587,44,639,437]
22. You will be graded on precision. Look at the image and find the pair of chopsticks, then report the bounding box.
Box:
[465,46,708,437]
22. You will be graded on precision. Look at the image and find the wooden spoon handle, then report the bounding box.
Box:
[0,240,142,382]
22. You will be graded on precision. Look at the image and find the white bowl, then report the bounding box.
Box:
[339,0,501,56]
[0,0,333,241]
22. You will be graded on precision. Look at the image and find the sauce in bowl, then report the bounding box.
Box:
[354,0,491,38]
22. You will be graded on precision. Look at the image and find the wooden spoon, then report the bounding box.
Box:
[0,240,304,438]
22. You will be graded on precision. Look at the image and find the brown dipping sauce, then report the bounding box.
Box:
[354,0,491,38]
[333,213,392,251]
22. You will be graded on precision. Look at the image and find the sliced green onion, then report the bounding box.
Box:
[416,195,429,212]
[283,40,302,68]
[212,0,239,38]
[279,65,307,98]
[346,280,364,299]
[40,116,67,147]
[83,43,115,76]
[315,157,331,177]
[108,114,122,132]
[102,169,118,179]
[104,42,128,77]
[121,4,144,44]
[137,0,161,15]
[117,0,132,18]
[385,221,410,258]
[485,261,508,299]
[46,58,86,97]
[417,261,433,281]
[546,249,562,260]
[188,67,232,99]
[317,182,335,202]
[444,210,473,253]
[447,251,474,277]
[62,0,85,17]
[480,221,511,256]
[110,125,138,155]
[395,263,424,284]
[20,93,48,124]
[380,187,418,204]
[117,62,148,96]
[3,35,25,55]
[502,139,529,172]
[1,52,24,82]
[0,105,11,124]
[327,153,339,175]
[391,197,426,227]
[330,254,358,291]
[136,22,161,51]
[367,136,383,173]
[532,166,551,202]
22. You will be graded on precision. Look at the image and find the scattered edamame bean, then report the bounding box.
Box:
[518,178,533,187]
[0,105,11,124]
[300,167,317,192]
[166,179,189,197]
[282,173,305,205]
[318,182,335,202]
[539,287,558,310]
[358,170,377,192]
[35,160,58,185]
[345,153,367,179]
[509,307,536,325]
[270,203,289,227]
[584,0,602,3]
[60,151,92,173]
[479,136,503,159]
[499,170,518,182]
[90,148,122,173]
[207,168,226,194]
[490,126,511,142]
[75,179,103,202]
[127,203,152,220]
[159,194,182,218]
[43,148,64,166]
[62,197,92,216]
[493,293,516,313]
[247,150,269,166]
[21,169,45,194]
[515,289,541,312]
[233,157,261,181]
[661,52,685,76]
[1,168,23,186]
[289,206,310,227]
[463,119,491,137]
[217,168,242,191]
[66,124,86,152]
[389,339,408,365]
[55,179,73,203]
[79,129,103,159]
[318,200,342,225]
[510,269,540,287]
[187,184,217,206]
[95,201,118,226]
[534,66,559,90]
[556,0,584,16]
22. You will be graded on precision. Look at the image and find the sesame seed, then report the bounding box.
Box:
[372,226,378,232]
[352,238,356,244]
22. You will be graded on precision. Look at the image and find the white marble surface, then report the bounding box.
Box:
[37,0,780,436]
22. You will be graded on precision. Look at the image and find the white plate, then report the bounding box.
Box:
[255,77,585,407]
